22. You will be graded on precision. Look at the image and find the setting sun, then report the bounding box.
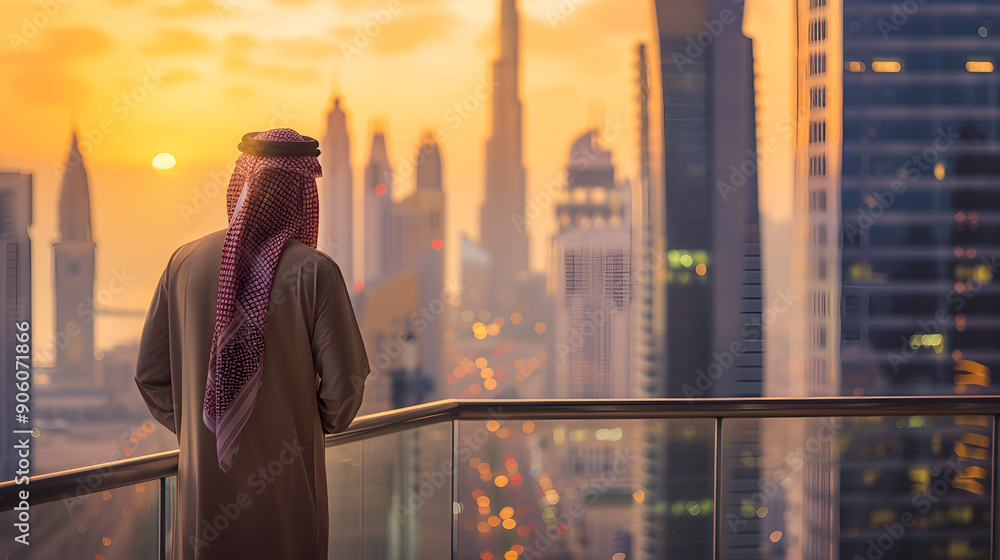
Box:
[151,152,176,170]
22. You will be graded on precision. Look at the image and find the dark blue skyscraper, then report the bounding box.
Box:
[837,1,997,557]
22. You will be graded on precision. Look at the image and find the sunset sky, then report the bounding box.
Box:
[0,0,658,361]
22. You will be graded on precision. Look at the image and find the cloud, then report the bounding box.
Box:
[521,0,648,69]
[161,68,202,86]
[275,37,340,60]
[154,0,220,17]
[223,51,316,83]
[0,25,115,105]
[331,9,460,57]
[333,0,442,13]
[144,29,214,56]
[527,0,648,50]
[225,33,257,51]
[42,25,116,58]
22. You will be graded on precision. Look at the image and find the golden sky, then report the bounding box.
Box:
[0,0,656,362]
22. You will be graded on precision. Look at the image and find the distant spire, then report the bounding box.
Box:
[416,134,442,191]
[369,131,389,167]
[58,131,93,243]
[500,0,518,65]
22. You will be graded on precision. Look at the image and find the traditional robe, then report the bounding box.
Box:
[135,229,369,559]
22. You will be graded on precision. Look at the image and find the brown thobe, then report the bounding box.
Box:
[135,229,369,559]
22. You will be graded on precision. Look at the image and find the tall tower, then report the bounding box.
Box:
[364,129,393,285]
[0,170,32,478]
[53,133,95,385]
[835,1,995,556]
[551,130,631,399]
[480,0,528,312]
[386,134,445,402]
[319,96,354,283]
[646,0,763,557]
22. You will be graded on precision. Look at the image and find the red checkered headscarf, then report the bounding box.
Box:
[205,128,322,472]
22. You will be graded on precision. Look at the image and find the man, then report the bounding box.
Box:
[135,128,369,559]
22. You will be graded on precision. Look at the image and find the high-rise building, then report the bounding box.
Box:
[480,0,528,313]
[646,0,763,557]
[319,96,354,283]
[834,1,997,557]
[0,170,32,478]
[460,234,491,314]
[386,135,446,402]
[53,133,95,386]
[364,129,393,285]
[756,2,846,557]
[546,131,634,560]
[631,42,666,399]
[551,130,631,399]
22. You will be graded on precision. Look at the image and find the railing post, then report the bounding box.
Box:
[159,476,167,560]
[714,416,723,560]
[993,414,999,560]
[451,420,459,560]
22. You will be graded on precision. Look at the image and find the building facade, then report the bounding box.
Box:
[53,133,95,386]
[319,96,354,284]
[0,170,32,478]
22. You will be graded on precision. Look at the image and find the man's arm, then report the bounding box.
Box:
[135,263,177,434]
[312,262,370,434]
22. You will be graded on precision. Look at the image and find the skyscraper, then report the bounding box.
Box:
[756,2,845,557]
[480,0,528,312]
[319,96,354,283]
[54,133,95,386]
[834,1,997,556]
[551,130,631,399]
[647,0,763,556]
[0,169,32,478]
[364,129,393,285]
[387,134,446,401]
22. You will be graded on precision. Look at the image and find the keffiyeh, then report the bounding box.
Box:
[204,128,322,472]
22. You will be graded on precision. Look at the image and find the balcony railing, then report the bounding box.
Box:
[2,397,999,559]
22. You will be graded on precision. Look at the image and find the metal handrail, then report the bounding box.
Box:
[2,395,999,511]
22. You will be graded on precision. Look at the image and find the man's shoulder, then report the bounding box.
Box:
[167,229,226,267]
[275,239,345,280]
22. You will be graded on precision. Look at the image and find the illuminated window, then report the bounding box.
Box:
[966,60,995,73]
[872,60,902,73]
[847,61,865,72]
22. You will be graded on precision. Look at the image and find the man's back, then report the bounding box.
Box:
[136,229,368,559]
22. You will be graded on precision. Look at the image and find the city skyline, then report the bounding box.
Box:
[0,0,655,362]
